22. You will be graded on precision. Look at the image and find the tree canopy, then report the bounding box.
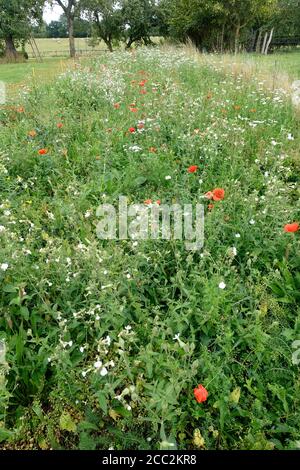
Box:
[0,0,44,59]
[1,0,300,60]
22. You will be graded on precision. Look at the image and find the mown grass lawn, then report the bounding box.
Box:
[0,46,299,450]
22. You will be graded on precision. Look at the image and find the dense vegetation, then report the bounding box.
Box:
[1,1,300,59]
[0,46,299,449]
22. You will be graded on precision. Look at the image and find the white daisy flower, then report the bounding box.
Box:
[100,367,108,376]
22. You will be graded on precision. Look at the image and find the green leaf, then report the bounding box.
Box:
[79,431,97,450]
[59,412,77,433]
[2,284,18,293]
[78,421,98,431]
[0,428,13,443]
[229,387,241,404]
[20,306,29,321]
[96,392,108,415]
[133,176,147,187]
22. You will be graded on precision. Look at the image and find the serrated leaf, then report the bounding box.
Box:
[78,421,98,431]
[59,412,77,432]
[193,429,205,448]
[229,387,241,404]
[79,431,97,450]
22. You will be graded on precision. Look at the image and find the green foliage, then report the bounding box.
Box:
[0,47,299,450]
[0,0,44,42]
[159,0,297,51]
[121,0,158,47]
[82,0,122,51]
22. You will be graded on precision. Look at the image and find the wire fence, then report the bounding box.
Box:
[27,49,109,59]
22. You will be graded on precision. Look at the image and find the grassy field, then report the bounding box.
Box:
[0,58,69,84]
[0,47,300,450]
[226,50,300,79]
[25,37,107,58]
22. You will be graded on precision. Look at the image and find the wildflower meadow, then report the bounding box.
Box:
[0,46,300,451]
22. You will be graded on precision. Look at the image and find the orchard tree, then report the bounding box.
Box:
[0,0,44,61]
[52,0,82,57]
[121,0,158,49]
[82,0,122,52]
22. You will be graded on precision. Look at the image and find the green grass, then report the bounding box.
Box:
[254,50,300,79]
[24,37,108,58]
[0,46,300,451]
[197,49,300,87]
[0,58,69,84]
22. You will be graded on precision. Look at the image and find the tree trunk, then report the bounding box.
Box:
[264,28,274,55]
[220,22,225,53]
[255,29,262,53]
[261,32,268,54]
[68,16,76,58]
[234,22,241,54]
[126,38,134,49]
[4,35,18,61]
[104,39,113,52]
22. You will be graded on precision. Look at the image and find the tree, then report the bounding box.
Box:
[46,18,68,37]
[0,0,44,61]
[82,0,122,52]
[162,0,279,52]
[272,0,300,37]
[121,0,158,49]
[53,0,82,57]
[161,0,227,50]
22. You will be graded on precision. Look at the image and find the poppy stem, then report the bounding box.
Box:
[285,241,292,261]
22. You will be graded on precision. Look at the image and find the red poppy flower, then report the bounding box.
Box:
[149,147,157,153]
[144,199,152,205]
[208,204,214,211]
[114,103,120,109]
[156,200,161,205]
[16,106,25,113]
[57,122,63,128]
[212,188,225,201]
[130,108,138,113]
[284,222,299,233]
[140,89,147,95]
[139,80,147,87]
[38,148,48,155]
[187,165,198,173]
[194,384,208,403]
[129,127,136,133]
